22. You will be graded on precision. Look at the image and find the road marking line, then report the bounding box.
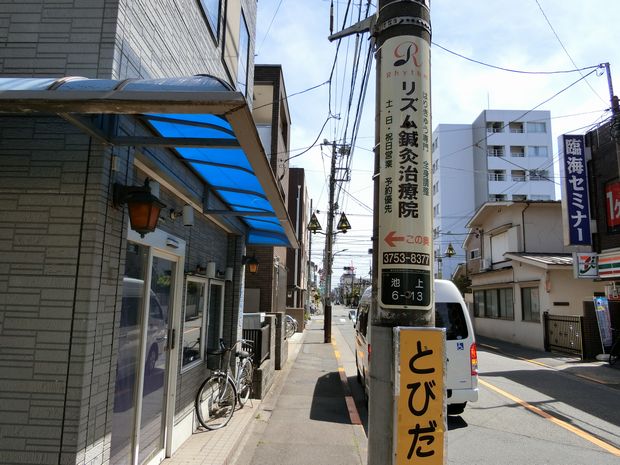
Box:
[331,337,362,425]
[479,344,611,386]
[479,379,620,457]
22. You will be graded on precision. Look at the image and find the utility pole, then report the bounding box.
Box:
[603,63,620,177]
[370,1,434,464]
[323,141,337,343]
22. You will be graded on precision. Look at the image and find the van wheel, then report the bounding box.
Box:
[447,402,466,415]
[355,354,362,383]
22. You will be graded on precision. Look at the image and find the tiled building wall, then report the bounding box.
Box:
[0,0,118,77]
[0,116,126,465]
[245,245,276,312]
[0,1,260,463]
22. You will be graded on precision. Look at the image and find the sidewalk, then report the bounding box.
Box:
[477,335,620,389]
[231,316,367,465]
[160,331,304,465]
[162,315,366,465]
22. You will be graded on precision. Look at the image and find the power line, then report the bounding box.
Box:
[532,0,607,105]
[432,41,601,75]
[283,115,333,162]
[435,68,600,174]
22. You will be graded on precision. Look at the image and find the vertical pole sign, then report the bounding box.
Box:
[377,11,434,324]
[395,328,446,465]
[369,2,436,465]
[560,134,591,245]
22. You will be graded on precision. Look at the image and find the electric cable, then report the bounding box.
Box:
[432,41,602,75]
[533,0,607,105]
[255,0,285,57]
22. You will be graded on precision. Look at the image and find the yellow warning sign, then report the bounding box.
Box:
[395,327,446,465]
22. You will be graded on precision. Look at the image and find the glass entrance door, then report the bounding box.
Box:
[138,255,173,465]
[111,243,179,465]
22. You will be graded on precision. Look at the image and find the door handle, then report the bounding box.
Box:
[169,328,176,350]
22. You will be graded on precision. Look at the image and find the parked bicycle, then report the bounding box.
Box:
[609,328,620,367]
[195,338,254,430]
[284,314,298,339]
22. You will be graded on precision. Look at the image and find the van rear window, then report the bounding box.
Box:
[435,302,468,340]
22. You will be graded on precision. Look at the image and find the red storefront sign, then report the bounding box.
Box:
[605,181,620,229]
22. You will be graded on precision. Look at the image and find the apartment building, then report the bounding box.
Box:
[432,110,556,279]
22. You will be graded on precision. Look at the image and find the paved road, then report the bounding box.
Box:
[233,305,619,465]
[334,305,620,465]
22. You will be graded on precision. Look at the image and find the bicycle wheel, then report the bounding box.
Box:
[237,357,254,406]
[195,373,237,430]
[285,315,297,339]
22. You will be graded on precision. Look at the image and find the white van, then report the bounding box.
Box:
[354,279,478,415]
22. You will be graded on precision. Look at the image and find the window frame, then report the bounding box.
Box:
[528,145,548,157]
[180,276,209,372]
[527,121,547,133]
[198,0,222,42]
[237,10,250,98]
[205,280,226,352]
[473,287,514,320]
[521,286,541,322]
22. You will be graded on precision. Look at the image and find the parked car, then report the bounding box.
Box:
[117,277,168,381]
[354,279,478,415]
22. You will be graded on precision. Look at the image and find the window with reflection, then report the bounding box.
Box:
[182,278,207,368]
[237,12,249,97]
[206,282,224,352]
[199,0,221,38]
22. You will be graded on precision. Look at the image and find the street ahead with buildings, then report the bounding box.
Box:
[1,2,620,465]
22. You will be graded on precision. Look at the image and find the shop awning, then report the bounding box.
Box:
[0,76,297,248]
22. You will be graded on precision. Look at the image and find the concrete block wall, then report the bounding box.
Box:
[267,312,288,370]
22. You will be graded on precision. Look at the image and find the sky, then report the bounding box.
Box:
[254,0,620,287]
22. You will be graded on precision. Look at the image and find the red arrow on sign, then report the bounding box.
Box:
[384,231,405,247]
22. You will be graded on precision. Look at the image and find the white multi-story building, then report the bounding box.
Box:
[432,110,556,279]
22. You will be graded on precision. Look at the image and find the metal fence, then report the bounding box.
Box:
[543,312,583,358]
[243,324,271,366]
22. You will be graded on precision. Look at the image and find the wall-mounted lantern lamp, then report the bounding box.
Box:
[113,178,165,237]
[242,255,259,274]
[169,204,194,226]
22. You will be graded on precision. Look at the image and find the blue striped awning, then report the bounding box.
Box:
[0,76,296,248]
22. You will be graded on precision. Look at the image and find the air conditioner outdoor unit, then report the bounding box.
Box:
[480,258,492,271]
